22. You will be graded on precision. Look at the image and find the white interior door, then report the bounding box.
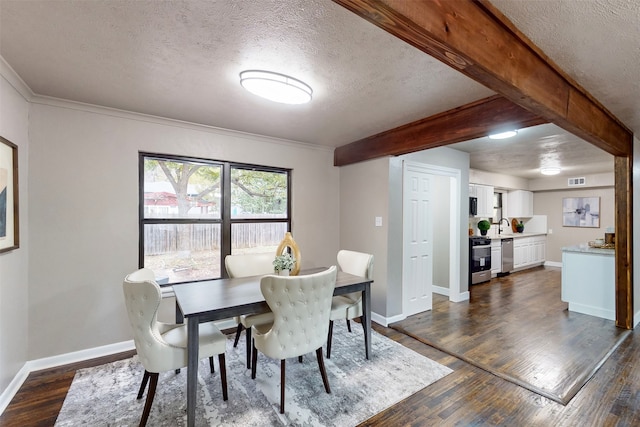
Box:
[403,163,433,316]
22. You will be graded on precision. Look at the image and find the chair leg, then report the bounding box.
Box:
[251,341,258,379]
[218,354,228,401]
[233,323,243,348]
[316,347,331,394]
[139,372,158,427]
[137,370,150,399]
[326,320,334,359]
[245,326,252,369]
[346,319,352,333]
[280,359,286,414]
[209,356,215,374]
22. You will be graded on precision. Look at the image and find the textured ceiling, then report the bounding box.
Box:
[1,0,637,180]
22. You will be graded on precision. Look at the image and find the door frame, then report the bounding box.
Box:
[402,161,463,310]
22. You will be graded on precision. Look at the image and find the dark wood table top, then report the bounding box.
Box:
[173,268,372,321]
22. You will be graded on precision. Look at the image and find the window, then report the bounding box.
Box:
[140,153,291,284]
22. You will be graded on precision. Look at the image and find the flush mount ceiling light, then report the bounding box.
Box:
[541,167,562,175]
[488,130,518,139]
[239,70,312,104]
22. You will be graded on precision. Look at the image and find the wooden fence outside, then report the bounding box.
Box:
[144,222,287,255]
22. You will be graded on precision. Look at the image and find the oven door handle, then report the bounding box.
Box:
[473,244,491,249]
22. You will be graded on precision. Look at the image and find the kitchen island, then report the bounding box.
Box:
[561,245,615,320]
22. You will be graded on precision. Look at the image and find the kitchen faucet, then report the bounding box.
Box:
[498,218,510,234]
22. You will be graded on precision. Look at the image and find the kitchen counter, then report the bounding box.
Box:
[562,244,615,256]
[488,232,547,240]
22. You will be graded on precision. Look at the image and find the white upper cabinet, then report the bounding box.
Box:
[507,190,534,217]
[470,184,494,218]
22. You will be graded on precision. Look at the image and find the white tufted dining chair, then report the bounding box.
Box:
[225,253,276,369]
[326,250,374,359]
[123,268,228,427]
[250,266,337,414]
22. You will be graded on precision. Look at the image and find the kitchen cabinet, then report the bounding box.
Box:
[513,235,546,269]
[470,184,494,218]
[507,190,534,218]
[491,240,502,276]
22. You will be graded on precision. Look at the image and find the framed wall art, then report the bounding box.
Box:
[0,136,19,253]
[562,196,600,228]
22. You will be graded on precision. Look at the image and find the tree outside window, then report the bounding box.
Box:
[140,153,290,284]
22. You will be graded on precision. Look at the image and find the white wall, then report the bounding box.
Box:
[25,99,340,360]
[0,64,30,395]
[339,157,390,317]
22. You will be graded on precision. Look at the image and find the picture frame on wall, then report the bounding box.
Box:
[562,196,600,228]
[0,135,19,253]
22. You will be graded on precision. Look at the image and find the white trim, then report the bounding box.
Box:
[0,340,135,415]
[402,161,463,304]
[0,317,239,415]
[29,94,330,153]
[26,340,136,373]
[545,261,562,268]
[450,291,470,302]
[0,55,34,102]
[568,302,615,321]
[0,364,30,415]
[432,285,450,296]
[372,311,405,327]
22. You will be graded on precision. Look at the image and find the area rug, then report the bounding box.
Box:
[56,323,452,426]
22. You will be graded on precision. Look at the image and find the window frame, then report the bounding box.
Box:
[139,152,292,283]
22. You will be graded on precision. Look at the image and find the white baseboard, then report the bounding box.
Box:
[371,311,405,327]
[0,339,135,415]
[0,364,30,415]
[432,285,449,296]
[545,261,562,268]
[26,340,136,373]
[450,291,470,302]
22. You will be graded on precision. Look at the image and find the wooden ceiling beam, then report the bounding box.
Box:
[332,0,633,165]
[334,95,546,166]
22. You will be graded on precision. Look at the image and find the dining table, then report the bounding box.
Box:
[172,267,374,427]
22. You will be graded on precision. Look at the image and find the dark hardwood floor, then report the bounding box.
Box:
[2,266,639,426]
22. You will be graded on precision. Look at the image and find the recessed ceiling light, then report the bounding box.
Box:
[239,70,312,104]
[541,167,562,175]
[488,130,518,139]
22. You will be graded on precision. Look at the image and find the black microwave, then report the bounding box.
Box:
[469,197,477,216]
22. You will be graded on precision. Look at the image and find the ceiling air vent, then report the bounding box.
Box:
[568,177,586,186]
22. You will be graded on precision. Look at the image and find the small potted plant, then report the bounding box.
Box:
[516,221,525,233]
[477,220,491,236]
[273,253,296,275]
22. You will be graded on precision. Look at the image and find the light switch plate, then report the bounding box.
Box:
[375,216,383,227]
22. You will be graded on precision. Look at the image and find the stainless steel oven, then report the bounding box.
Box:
[469,236,492,285]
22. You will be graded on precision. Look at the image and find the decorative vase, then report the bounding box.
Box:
[516,223,524,233]
[480,229,488,236]
[276,232,301,276]
[277,269,290,276]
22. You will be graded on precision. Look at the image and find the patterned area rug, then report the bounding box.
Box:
[56,323,452,426]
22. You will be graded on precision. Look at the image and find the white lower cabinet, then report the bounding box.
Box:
[491,240,502,276]
[513,236,546,270]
